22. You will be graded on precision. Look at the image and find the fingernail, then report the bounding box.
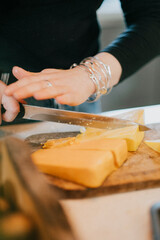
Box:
[13,66,19,74]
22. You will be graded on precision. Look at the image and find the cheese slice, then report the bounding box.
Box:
[43,137,76,149]
[144,139,160,153]
[32,148,116,188]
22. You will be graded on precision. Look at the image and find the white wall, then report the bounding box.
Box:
[97,0,160,112]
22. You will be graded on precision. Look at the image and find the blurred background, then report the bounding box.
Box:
[97,0,160,112]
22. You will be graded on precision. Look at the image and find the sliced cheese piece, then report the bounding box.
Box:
[43,137,76,149]
[75,108,145,151]
[62,138,128,167]
[42,109,145,152]
[144,139,160,153]
[76,125,144,151]
[32,148,116,188]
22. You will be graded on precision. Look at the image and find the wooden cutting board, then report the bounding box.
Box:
[25,124,160,199]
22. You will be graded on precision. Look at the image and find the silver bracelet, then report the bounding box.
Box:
[84,58,108,95]
[81,57,112,101]
[93,56,112,94]
[71,56,112,102]
[70,62,101,102]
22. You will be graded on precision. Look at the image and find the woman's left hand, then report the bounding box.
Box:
[5,66,96,106]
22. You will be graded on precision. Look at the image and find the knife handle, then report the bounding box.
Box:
[1,102,25,120]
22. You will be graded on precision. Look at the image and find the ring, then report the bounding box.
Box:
[45,80,53,87]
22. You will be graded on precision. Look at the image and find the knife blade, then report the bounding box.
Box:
[1,104,150,131]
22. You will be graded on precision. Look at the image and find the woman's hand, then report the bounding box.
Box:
[5,66,96,106]
[0,81,20,124]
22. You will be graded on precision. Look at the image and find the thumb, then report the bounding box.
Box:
[12,66,31,79]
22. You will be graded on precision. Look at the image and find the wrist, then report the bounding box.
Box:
[70,64,96,96]
[70,55,113,102]
[95,52,122,88]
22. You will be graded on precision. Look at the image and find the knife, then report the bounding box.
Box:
[1,104,150,131]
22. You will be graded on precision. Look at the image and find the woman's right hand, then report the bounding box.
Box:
[0,80,20,124]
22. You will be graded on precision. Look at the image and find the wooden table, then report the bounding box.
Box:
[1,104,160,240]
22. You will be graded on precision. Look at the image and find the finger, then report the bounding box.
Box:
[41,68,60,73]
[1,95,20,122]
[33,85,66,100]
[55,94,77,106]
[12,66,32,79]
[12,80,62,100]
[13,67,60,80]
[5,74,48,96]
[2,109,19,122]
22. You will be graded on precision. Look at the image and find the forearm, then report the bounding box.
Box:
[102,0,160,81]
[95,52,122,88]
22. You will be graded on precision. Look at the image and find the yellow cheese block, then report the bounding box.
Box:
[32,138,128,188]
[43,109,145,152]
[32,148,116,188]
[144,139,160,153]
[60,138,127,167]
[43,125,143,152]
[75,109,145,151]
[76,125,144,151]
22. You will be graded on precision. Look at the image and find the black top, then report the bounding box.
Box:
[0,0,159,82]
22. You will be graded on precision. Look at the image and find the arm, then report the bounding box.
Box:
[102,0,160,81]
[4,0,160,113]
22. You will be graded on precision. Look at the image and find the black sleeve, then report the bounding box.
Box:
[102,0,160,81]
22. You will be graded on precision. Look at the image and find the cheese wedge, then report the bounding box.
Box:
[32,148,116,188]
[144,139,160,153]
[76,125,144,151]
[76,109,145,151]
